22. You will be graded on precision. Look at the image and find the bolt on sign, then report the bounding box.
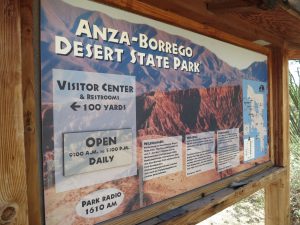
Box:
[40,0,269,224]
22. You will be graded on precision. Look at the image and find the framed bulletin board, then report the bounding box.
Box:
[40,0,272,224]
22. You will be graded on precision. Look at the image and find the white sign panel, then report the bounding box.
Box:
[53,69,137,192]
[63,129,133,176]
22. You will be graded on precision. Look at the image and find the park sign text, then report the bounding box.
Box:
[55,19,202,73]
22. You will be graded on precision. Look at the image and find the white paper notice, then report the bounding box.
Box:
[217,128,240,172]
[244,137,255,161]
[143,136,183,181]
[186,132,215,176]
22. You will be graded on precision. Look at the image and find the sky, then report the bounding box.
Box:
[63,0,267,70]
[289,60,300,84]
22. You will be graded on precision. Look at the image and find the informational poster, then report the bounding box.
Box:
[40,0,269,224]
[217,129,240,172]
[143,136,183,181]
[186,132,215,176]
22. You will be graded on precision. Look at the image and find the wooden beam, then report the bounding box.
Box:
[231,5,300,45]
[288,49,300,59]
[206,0,257,14]
[141,0,284,46]
[95,0,281,50]
[265,175,290,225]
[0,0,29,224]
[265,46,290,225]
[161,167,286,225]
[279,1,300,21]
[21,0,43,224]
[287,42,300,59]
[102,162,273,225]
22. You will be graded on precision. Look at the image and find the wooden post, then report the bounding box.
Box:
[0,0,29,224]
[265,46,290,225]
[21,0,43,224]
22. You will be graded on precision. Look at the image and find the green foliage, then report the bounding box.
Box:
[290,142,300,225]
[289,60,300,224]
[289,60,300,143]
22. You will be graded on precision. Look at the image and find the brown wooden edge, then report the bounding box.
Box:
[93,0,271,56]
[161,166,286,225]
[287,42,300,59]
[206,0,256,14]
[288,49,300,60]
[279,1,300,21]
[264,45,290,225]
[20,0,43,224]
[0,0,29,224]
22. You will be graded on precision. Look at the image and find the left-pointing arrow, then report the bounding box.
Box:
[70,102,80,111]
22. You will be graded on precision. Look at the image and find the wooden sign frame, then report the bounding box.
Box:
[0,0,290,225]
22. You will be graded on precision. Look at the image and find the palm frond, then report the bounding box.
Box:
[289,65,300,143]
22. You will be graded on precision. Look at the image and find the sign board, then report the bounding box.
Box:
[63,129,133,176]
[40,0,269,224]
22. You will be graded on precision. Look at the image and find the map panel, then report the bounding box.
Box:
[243,80,268,161]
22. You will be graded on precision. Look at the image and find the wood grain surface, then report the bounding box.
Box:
[162,166,286,225]
[102,162,273,225]
[0,0,29,224]
[97,0,300,49]
[265,46,290,225]
[95,0,272,54]
[21,0,43,224]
